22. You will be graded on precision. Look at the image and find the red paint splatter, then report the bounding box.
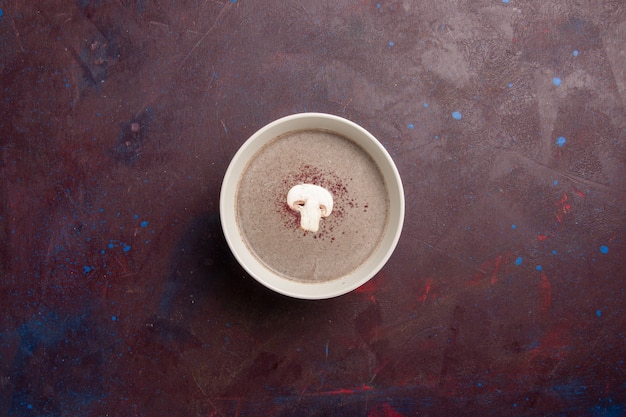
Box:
[531,325,569,358]
[324,388,357,395]
[525,324,571,382]
[537,234,549,241]
[417,278,433,302]
[573,187,585,199]
[312,385,374,396]
[368,403,404,417]
[355,279,379,294]
[468,253,510,286]
[556,192,572,222]
[539,272,552,313]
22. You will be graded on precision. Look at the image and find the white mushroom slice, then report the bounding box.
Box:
[287,184,333,233]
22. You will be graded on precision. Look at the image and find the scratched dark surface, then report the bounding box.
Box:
[1,0,626,416]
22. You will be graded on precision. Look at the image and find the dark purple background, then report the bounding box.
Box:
[1,1,625,416]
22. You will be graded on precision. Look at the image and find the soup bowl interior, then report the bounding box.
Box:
[219,113,404,299]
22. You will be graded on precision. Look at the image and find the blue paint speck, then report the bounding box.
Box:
[556,136,567,147]
[111,315,117,321]
[230,0,236,3]
[600,245,609,254]
[408,123,414,130]
[133,214,139,219]
[573,50,579,57]
[515,257,523,266]
[123,245,132,252]
[477,382,483,387]
[553,77,562,86]
[502,0,510,3]
[376,3,381,8]
[536,265,543,271]
[511,224,517,229]
[528,340,540,350]
[83,266,92,273]
[0,9,4,17]
[452,111,462,120]
[552,249,558,255]
[434,135,439,140]
[508,83,513,88]
[423,102,429,108]
[553,180,559,186]
[388,41,395,47]
[27,404,32,410]
[596,309,602,317]
[108,243,115,249]
[140,221,149,227]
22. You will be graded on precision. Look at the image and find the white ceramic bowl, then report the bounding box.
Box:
[220,113,404,299]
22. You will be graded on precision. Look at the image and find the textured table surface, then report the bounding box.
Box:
[1,1,625,415]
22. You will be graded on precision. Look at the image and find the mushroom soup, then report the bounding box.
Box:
[236,129,390,282]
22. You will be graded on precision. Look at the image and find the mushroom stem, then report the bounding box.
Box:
[287,184,333,233]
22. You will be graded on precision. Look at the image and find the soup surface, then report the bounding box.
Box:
[236,129,389,282]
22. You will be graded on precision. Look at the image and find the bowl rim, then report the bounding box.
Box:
[219,112,404,299]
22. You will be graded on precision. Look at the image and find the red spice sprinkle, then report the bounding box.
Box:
[275,164,352,241]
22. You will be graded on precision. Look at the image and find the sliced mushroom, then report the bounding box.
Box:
[287,184,333,233]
